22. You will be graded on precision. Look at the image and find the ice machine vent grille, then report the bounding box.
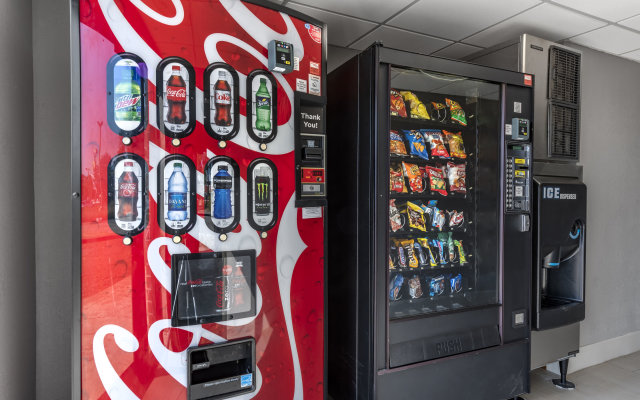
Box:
[549,47,581,105]
[549,104,579,159]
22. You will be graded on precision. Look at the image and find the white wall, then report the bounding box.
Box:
[0,0,35,398]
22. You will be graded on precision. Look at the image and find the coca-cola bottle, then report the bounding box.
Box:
[214,71,232,126]
[117,161,138,221]
[166,65,186,124]
[215,264,233,312]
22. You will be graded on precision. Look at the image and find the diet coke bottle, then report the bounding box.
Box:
[117,161,138,221]
[166,65,186,124]
[214,71,232,126]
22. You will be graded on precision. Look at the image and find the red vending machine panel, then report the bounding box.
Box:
[79,1,326,398]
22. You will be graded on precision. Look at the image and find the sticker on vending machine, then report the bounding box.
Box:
[309,74,321,96]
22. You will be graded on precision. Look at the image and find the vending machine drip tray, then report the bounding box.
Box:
[188,338,256,400]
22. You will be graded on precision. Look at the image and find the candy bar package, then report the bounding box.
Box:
[403,130,430,160]
[395,240,408,268]
[408,275,424,299]
[443,130,467,159]
[406,201,427,232]
[450,273,462,294]
[422,129,450,158]
[445,98,467,126]
[433,238,447,265]
[390,89,407,118]
[447,210,465,230]
[389,250,397,270]
[389,199,404,232]
[413,240,429,268]
[390,130,408,155]
[428,275,446,297]
[454,240,468,265]
[402,161,424,193]
[418,237,438,267]
[438,232,451,264]
[400,91,430,120]
[389,273,404,301]
[446,232,457,263]
[429,101,448,122]
[425,165,448,196]
[429,239,441,265]
[390,164,407,193]
[446,162,466,194]
[400,239,419,268]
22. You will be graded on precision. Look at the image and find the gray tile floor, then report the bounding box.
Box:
[524,351,640,400]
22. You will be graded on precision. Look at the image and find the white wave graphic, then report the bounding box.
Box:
[93,325,140,400]
[129,0,184,26]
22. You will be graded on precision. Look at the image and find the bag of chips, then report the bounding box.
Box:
[406,201,427,232]
[429,102,447,122]
[413,241,429,268]
[425,166,447,196]
[402,161,424,193]
[403,130,429,160]
[429,239,441,265]
[389,251,397,270]
[447,210,465,230]
[389,273,404,301]
[443,130,467,159]
[408,275,423,299]
[390,130,408,155]
[400,91,430,120]
[445,98,467,126]
[389,199,404,232]
[390,164,406,193]
[446,162,466,194]
[390,89,407,118]
[395,240,407,268]
[438,232,451,264]
[428,275,446,297]
[400,239,419,268]
[450,273,462,294]
[422,129,450,158]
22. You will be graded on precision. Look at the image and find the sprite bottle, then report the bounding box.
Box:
[255,78,271,132]
[114,66,142,130]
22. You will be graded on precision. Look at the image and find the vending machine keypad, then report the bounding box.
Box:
[506,144,531,212]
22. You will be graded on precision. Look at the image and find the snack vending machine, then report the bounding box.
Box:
[76,1,326,398]
[327,44,534,399]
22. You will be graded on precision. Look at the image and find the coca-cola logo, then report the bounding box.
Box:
[119,182,137,197]
[215,90,231,105]
[114,94,140,111]
[166,86,187,100]
[186,279,202,285]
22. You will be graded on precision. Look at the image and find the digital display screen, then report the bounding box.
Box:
[171,250,256,326]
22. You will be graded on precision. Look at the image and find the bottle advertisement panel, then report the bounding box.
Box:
[79,0,325,399]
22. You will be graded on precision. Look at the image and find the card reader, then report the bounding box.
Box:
[268,40,293,74]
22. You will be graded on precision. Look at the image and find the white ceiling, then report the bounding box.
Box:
[268,0,640,71]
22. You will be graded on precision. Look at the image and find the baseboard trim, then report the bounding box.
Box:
[547,330,640,375]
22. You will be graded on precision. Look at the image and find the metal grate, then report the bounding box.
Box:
[548,47,581,105]
[549,104,579,159]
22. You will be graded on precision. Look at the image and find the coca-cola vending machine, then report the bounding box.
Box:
[75,1,327,398]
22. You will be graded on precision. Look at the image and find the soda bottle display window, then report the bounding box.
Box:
[387,67,500,320]
[204,63,240,141]
[157,155,197,236]
[106,53,147,136]
[156,57,196,138]
[107,153,148,237]
[247,158,278,233]
[204,156,241,235]
[246,70,278,144]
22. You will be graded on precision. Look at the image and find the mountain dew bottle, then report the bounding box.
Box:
[255,78,271,132]
[114,66,142,130]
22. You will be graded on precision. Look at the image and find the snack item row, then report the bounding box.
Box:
[389,272,464,301]
[389,233,468,270]
[389,89,468,126]
[389,129,467,160]
[389,161,467,196]
[389,199,466,233]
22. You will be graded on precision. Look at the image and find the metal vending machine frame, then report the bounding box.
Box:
[67,1,328,398]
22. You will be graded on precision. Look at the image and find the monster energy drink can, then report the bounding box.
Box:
[254,176,271,216]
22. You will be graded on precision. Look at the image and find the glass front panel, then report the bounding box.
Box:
[388,67,501,320]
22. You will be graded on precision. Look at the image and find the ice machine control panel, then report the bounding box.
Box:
[506,143,531,212]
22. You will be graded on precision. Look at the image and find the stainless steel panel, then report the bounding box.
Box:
[530,323,580,369]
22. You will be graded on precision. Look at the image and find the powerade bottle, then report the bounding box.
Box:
[213,165,232,219]
[255,78,271,132]
[167,163,188,221]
